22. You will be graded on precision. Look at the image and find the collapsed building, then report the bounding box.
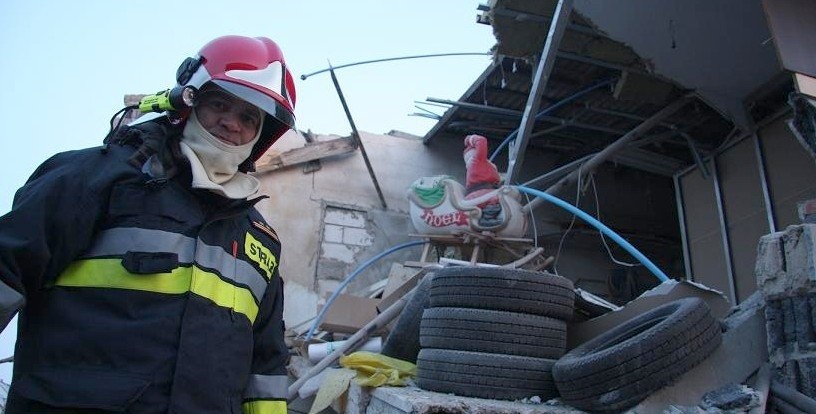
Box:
[242,0,815,412]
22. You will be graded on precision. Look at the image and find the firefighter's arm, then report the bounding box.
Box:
[242,272,288,414]
[0,151,106,333]
[0,280,23,334]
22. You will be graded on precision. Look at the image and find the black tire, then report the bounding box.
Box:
[429,267,575,319]
[552,297,723,412]
[416,348,558,401]
[420,307,567,359]
[380,272,434,363]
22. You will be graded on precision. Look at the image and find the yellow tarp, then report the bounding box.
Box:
[308,352,417,414]
[340,351,417,387]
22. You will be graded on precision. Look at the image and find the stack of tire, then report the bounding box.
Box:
[414,266,576,401]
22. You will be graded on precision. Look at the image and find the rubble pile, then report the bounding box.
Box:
[756,223,816,398]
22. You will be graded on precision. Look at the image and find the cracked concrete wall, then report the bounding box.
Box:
[573,0,780,128]
[254,130,465,328]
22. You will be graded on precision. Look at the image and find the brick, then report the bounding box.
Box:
[756,225,816,298]
[316,259,349,281]
[794,296,815,346]
[783,297,797,345]
[323,224,343,243]
[324,208,366,228]
[321,242,356,263]
[343,227,373,247]
[811,295,816,338]
[766,300,784,350]
[799,357,816,397]
[755,231,786,297]
[782,225,816,294]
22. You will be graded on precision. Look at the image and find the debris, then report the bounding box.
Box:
[700,384,760,411]
[288,285,418,400]
[748,364,772,414]
[567,279,730,349]
[756,224,816,397]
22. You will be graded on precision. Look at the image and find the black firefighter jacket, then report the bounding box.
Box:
[0,130,289,414]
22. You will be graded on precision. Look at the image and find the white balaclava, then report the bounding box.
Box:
[179,109,264,199]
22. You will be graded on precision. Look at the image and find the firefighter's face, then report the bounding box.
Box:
[195,87,262,146]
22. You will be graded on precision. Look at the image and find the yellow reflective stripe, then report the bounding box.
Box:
[58,259,191,294]
[242,400,286,414]
[57,259,259,322]
[191,268,259,323]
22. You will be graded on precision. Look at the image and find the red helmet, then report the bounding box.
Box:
[177,35,297,163]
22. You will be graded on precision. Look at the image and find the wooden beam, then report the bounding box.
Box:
[254,136,357,174]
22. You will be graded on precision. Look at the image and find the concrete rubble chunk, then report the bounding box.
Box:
[756,223,816,398]
[756,224,816,298]
[699,384,760,411]
[357,382,586,414]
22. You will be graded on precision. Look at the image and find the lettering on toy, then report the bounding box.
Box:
[420,209,468,227]
[245,232,277,280]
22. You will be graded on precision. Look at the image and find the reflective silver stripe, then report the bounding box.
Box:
[81,228,268,303]
[195,240,267,301]
[83,228,195,262]
[243,374,289,399]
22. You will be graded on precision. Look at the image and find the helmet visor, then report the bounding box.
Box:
[211,79,295,130]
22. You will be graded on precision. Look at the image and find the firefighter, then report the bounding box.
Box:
[0,35,295,413]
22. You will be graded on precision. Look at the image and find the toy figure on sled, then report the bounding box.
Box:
[407,134,528,238]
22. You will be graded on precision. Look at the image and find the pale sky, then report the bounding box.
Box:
[0,1,496,383]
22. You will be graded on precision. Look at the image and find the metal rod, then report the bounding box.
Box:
[556,51,650,77]
[682,132,710,179]
[506,0,575,185]
[712,158,738,306]
[425,97,523,117]
[770,380,816,413]
[522,152,596,188]
[673,173,693,281]
[754,133,777,233]
[489,77,618,162]
[328,66,388,209]
[524,95,693,213]
[426,97,626,135]
[424,63,497,144]
[301,52,491,80]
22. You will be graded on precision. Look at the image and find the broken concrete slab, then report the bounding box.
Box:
[756,224,816,298]
[364,384,585,414]
[629,292,767,412]
[568,279,730,349]
[699,384,760,411]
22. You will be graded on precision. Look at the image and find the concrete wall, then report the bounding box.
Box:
[254,130,465,328]
[678,115,816,306]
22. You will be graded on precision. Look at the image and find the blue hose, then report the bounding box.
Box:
[489,78,617,162]
[515,185,670,282]
[304,240,427,341]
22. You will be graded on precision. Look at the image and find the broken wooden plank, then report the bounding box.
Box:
[254,136,357,173]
